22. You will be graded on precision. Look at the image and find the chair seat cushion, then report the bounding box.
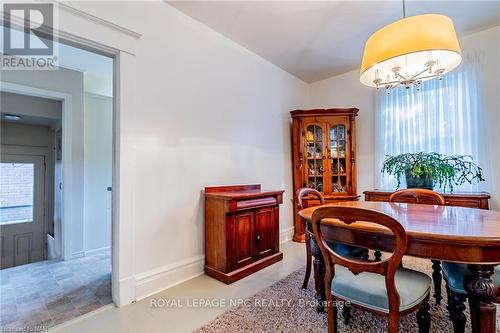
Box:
[442,262,500,294]
[331,265,431,313]
[331,243,367,257]
[308,237,366,258]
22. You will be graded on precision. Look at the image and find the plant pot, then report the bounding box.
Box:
[405,171,434,190]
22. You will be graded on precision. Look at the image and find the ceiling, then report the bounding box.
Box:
[1,92,62,127]
[169,1,500,83]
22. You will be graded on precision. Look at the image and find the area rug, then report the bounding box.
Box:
[196,256,499,332]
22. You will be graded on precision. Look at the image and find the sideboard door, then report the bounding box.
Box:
[254,207,276,259]
[233,211,255,269]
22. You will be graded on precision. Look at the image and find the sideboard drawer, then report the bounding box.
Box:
[236,197,277,210]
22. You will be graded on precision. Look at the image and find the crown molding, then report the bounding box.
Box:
[53,1,142,40]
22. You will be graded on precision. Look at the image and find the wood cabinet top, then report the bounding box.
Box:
[364,190,491,199]
[204,184,284,200]
[290,108,359,118]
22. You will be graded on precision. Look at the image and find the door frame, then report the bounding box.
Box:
[2,10,137,306]
[1,82,75,261]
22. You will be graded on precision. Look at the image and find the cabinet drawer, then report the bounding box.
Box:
[236,196,277,210]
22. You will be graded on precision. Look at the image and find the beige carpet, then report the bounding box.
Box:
[196,256,500,332]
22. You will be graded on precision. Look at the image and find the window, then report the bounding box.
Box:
[374,55,484,192]
[0,163,34,224]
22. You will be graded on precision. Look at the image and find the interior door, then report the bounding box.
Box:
[0,154,46,269]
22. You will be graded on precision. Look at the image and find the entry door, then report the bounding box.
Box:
[0,154,46,269]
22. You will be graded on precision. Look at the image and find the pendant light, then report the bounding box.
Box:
[360,0,462,90]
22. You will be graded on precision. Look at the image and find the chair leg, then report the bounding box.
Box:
[342,303,351,326]
[387,312,399,333]
[417,300,431,333]
[361,248,369,260]
[431,260,442,304]
[445,282,452,316]
[448,290,467,333]
[301,232,312,289]
[374,250,382,262]
[325,283,337,333]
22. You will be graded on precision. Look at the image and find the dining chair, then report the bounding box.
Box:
[388,188,446,306]
[311,206,432,333]
[388,189,446,206]
[296,188,367,289]
[442,263,499,333]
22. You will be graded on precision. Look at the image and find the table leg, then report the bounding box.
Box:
[310,237,326,313]
[431,260,442,304]
[464,264,498,333]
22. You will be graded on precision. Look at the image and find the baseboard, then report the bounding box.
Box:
[134,255,205,301]
[85,246,111,256]
[128,227,293,302]
[280,226,295,244]
[71,251,85,259]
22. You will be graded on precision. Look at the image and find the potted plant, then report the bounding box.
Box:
[381,152,485,192]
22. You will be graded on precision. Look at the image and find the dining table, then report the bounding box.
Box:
[298,200,500,333]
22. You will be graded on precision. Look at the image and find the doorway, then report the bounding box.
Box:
[0,30,115,329]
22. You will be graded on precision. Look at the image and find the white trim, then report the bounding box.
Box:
[0,82,75,262]
[53,1,143,40]
[134,255,205,301]
[280,226,295,244]
[85,91,113,101]
[84,246,111,256]
[71,251,85,259]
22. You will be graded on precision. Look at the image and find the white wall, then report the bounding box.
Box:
[308,26,500,210]
[308,70,376,194]
[53,1,309,303]
[84,93,113,253]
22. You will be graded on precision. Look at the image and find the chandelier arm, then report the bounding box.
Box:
[395,72,409,81]
[409,67,431,80]
[391,81,403,89]
[377,79,402,85]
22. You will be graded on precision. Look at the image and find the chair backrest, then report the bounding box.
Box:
[296,188,325,210]
[311,206,408,315]
[389,189,445,206]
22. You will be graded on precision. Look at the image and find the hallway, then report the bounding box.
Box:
[0,250,111,330]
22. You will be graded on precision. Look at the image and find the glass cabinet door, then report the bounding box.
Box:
[305,124,323,192]
[328,123,348,194]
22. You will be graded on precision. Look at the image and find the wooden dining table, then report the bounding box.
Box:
[298,200,500,333]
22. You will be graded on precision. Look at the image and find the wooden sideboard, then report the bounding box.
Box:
[364,190,491,210]
[204,184,284,284]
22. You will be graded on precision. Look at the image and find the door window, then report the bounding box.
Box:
[0,163,34,224]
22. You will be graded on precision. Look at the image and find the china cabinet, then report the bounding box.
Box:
[290,108,359,242]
